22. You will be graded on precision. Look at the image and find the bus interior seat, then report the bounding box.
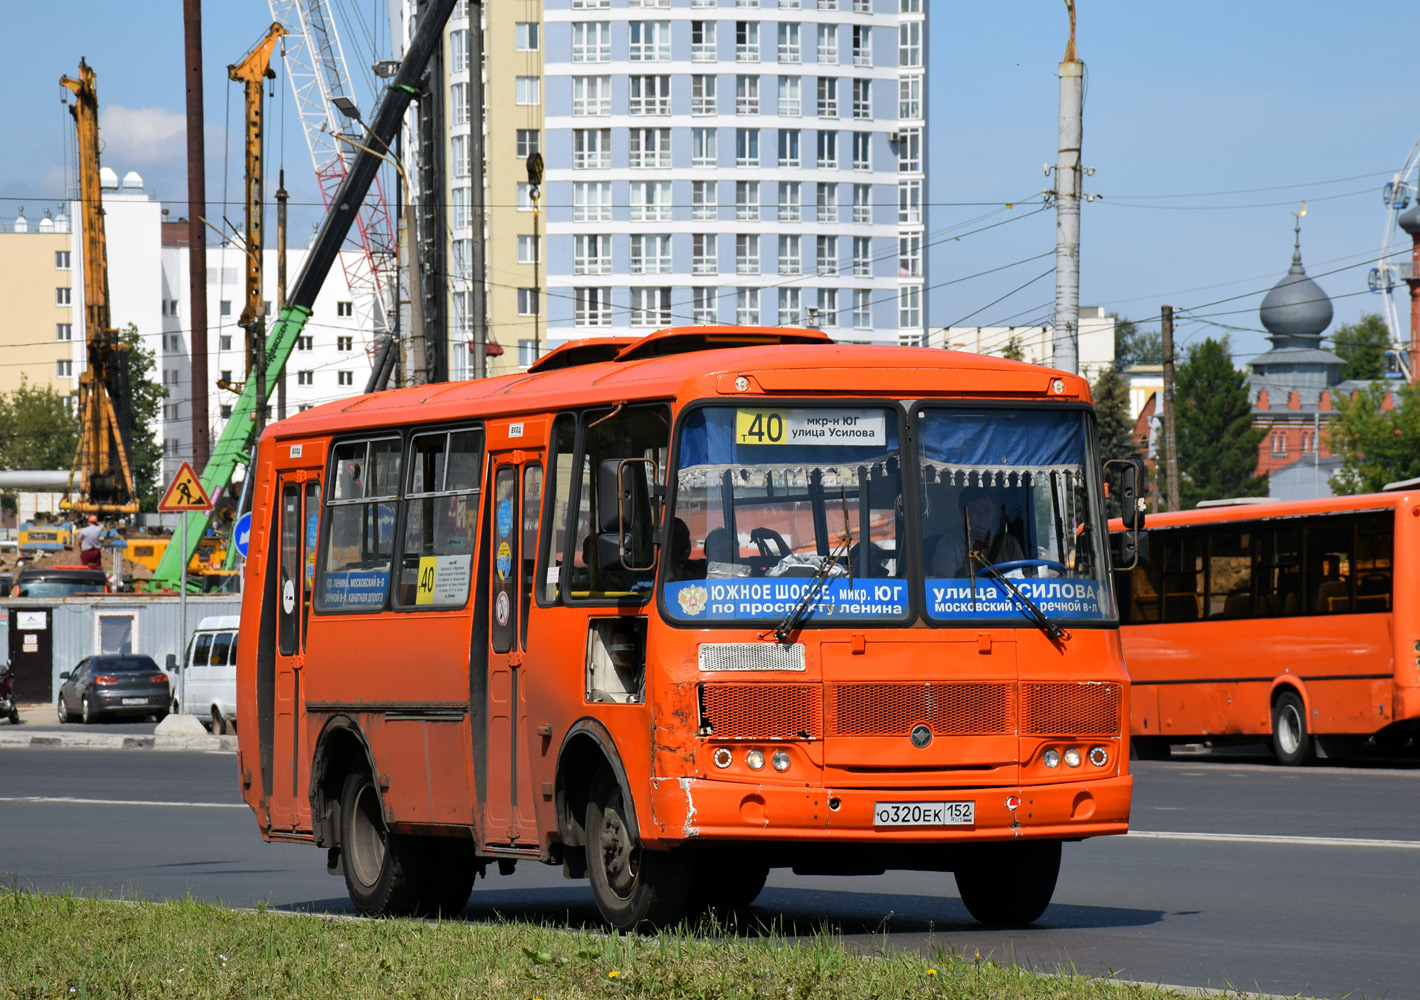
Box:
[1356,573,1391,610]
[1222,592,1251,618]
[1315,578,1348,613]
[1164,593,1200,621]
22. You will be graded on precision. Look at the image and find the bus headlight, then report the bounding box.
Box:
[771,750,791,772]
[713,748,733,769]
[1088,745,1109,767]
[1063,747,1082,768]
[746,749,765,770]
[1042,748,1061,768]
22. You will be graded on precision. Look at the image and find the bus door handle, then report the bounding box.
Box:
[507,652,523,668]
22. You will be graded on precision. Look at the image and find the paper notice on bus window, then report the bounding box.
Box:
[416,554,472,606]
[321,568,390,609]
[735,408,886,447]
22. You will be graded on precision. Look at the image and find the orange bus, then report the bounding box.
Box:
[1113,491,1419,764]
[235,326,1134,929]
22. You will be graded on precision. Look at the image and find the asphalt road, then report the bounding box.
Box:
[1,747,1416,1000]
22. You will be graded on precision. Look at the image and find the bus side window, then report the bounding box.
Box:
[538,414,578,604]
[395,427,482,609]
[1355,514,1393,612]
[1160,530,1204,622]
[1305,519,1352,614]
[317,437,402,612]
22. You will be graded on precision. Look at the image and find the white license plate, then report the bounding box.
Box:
[873,801,975,827]
[121,697,148,706]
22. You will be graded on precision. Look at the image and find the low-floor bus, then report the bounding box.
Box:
[236,325,1135,929]
[1113,491,1418,763]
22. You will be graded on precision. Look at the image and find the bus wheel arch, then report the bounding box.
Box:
[310,714,380,850]
[554,719,638,876]
[1269,683,1315,766]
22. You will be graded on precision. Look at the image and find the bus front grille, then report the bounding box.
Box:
[1020,682,1122,736]
[827,682,1015,736]
[697,683,822,740]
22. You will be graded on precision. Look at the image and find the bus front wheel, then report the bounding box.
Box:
[1271,691,1314,766]
[585,770,691,930]
[339,770,429,916]
[954,839,1061,926]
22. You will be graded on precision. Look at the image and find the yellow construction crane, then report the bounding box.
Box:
[59,59,139,516]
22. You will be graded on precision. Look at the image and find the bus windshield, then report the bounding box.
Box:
[918,407,1114,624]
[664,404,908,625]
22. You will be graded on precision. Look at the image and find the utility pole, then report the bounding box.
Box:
[1052,0,1083,375]
[1161,304,1180,512]
[275,169,288,420]
[184,0,210,469]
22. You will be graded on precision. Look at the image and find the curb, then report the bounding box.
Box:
[0,731,237,752]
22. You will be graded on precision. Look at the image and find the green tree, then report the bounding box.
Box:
[0,377,79,514]
[119,323,168,508]
[1001,334,1025,362]
[1326,382,1420,494]
[1091,364,1139,517]
[1112,312,1162,371]
[1330,312,1391,381]
[1174,336,1266,508]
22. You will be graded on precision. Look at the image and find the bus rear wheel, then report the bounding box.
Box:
[1272,691,1314,766]
[953,839,1061,926]
[339,770,429,916]
[585,770,691,931]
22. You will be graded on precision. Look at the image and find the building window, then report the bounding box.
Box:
[852,24,871,66]
[297,370,313,386]
[853,288,871,328]
[56,287,72,306]
[899,285,921,329]
[1271,431,1287,457]
[692,287,717,325]
[166,333,182,351]
[629,180,672,222]
[574,234,612,275]
[736,233,760,274]
[516,129,540,158]
[778,76,801,116]
[451,134,470,178]
[629,233,672,274]
[573,75,612,116]
[575,286,612,327]
[298,336,314,351]
[572,0,610,8]
[853,131,872,170]
[451,82,468,126]
[450,29,469,71]
[779,288,802,326]
[817,182,838,223]
[629,127,673,168]
[692,127,717,168]
[163,368,179,385]
[519,340,539,367]
[629,287,672,327]
[518,288,539,316]
[691,74,717,115]
[628,75,671,115]
[736,287,760,326]
[854,183,872,223]
[736,75,760,114]
[331,301,351,318]
[817,77,838,118]
[573,128,611,168]
[56,323,72,341]
[898,179,921,223]
[853,236,872,276]
[220,334,233,350]
[518,234,541,263]
[818,24,838,62]
[517,182,535,211]
[817,234,838,275]
[451,187,471,229]
[573,181,613,222]
[816,288,838,327]
[57,359,73,378]
[628,20,671,61]
[818,0,838,9]
[778,23,801,62]
[817,130,839,168]
[572,21,611,62]
[337,336,353,351]
[692,180,718,222]
[899,21,922,67]
[515,77,540,106]
[736,21,760,61]
[217,299,231,315]
[164,403,180,420]
[55,250,71,269]
[898,127,922,172]
[899,76,922,120]
[329,370,350,388]
[221,369,233,384]
[735,180,760,221]
[853,78,871,118]
[514,21,540,51]
[164,438,180,456]
[899,233,921,276]
[778,128,801,167]
[778,181,801,221]
[692,233,718,275]
[778,234,801,275]
[736,128,760,166]
[692,21,717,61]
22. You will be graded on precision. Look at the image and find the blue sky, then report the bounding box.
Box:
[2,1,1416,366]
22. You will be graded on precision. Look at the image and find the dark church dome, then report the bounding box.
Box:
[1259,233,1333,340]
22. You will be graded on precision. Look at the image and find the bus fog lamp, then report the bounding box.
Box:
[771,750,791,772]
[735,376,750,392]
[746,749,765,770]
[1042,748,1061,768]
[1051,378,1065,394]
[1088,745,1109,767]
[713,748,733,769]
[1063,747,1082,768]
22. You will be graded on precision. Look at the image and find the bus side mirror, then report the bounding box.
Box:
[597,459,655,572]
[1119,459,1145,532]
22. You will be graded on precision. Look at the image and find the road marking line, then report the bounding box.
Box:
[0,796,246,809]
[1130,830,1420,849]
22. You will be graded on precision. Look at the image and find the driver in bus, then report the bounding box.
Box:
[928,485,1023,577]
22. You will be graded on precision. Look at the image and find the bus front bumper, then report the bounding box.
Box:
[646,773,1132,848]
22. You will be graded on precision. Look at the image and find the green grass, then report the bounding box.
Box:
[0,888,1201,1000]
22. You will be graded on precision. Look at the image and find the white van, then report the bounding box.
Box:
[175,615,239,734]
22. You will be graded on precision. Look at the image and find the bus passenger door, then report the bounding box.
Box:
[485,446,544,848]
[270,471,321,833]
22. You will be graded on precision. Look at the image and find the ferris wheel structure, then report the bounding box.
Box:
[1367,133,1420,382]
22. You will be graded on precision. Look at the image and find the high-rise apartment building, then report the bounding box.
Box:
[409,0,927,373]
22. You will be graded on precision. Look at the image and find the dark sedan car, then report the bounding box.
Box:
[57,655,170,724]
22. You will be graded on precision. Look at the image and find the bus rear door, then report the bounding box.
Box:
[483,420,546,848]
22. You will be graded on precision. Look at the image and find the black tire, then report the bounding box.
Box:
[7,707,18,726]
[211,707,227,736]
[81,694,95,725]
[1130,736,1171,761]
[688,857,769,919]
[420,837,480,917]
[586,770,691,931]
[954,839,1061,926]
[1272,690,1314,766]
[338,770,430,917]
[57,697,70,725]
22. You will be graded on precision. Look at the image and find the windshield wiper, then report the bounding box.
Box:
[968,550,1069,645]
[770,495,853,644]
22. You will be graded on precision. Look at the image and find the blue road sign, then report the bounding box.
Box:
[233,511,252,558]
